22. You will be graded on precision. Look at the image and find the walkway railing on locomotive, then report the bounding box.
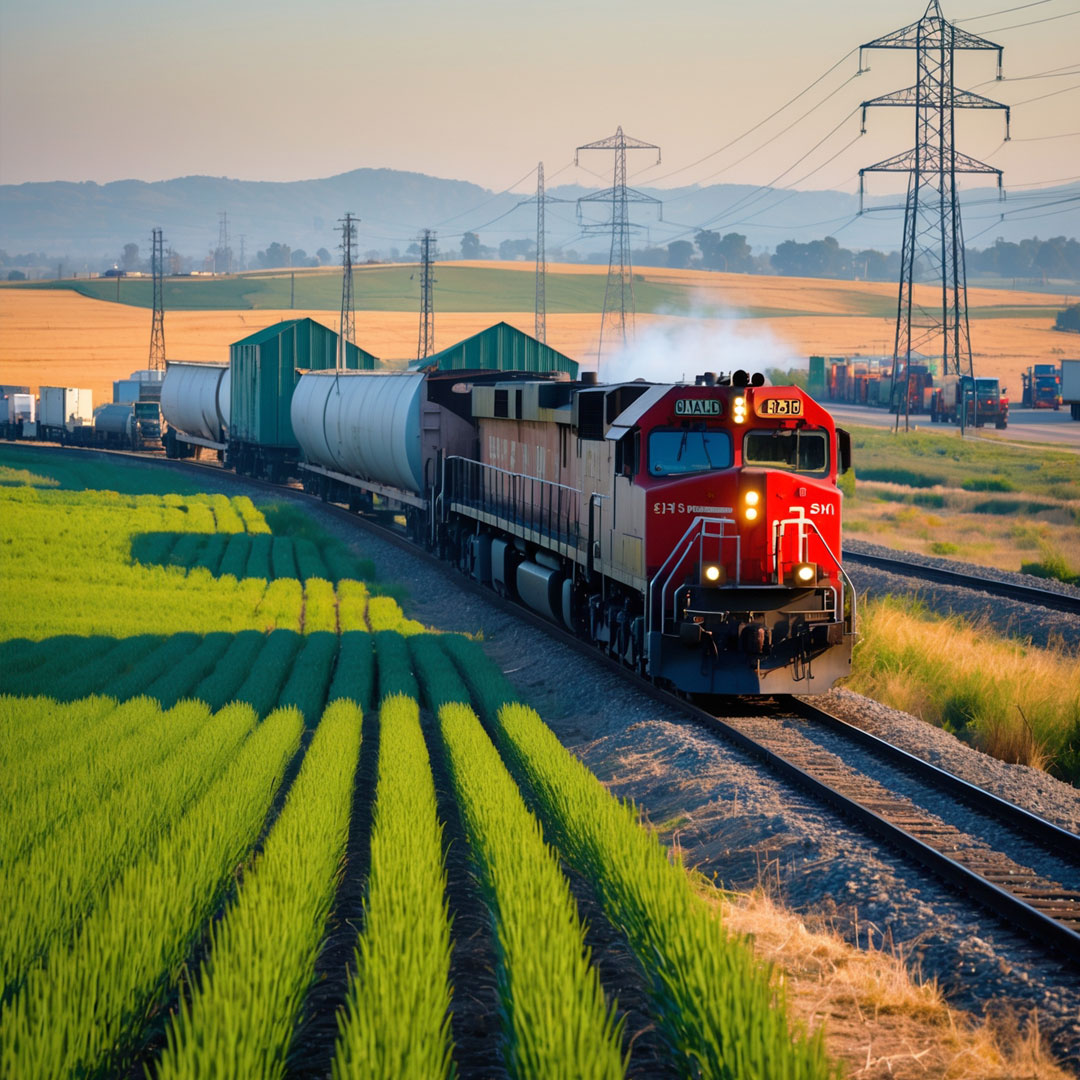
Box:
[774,516,857,634]
[647,516,742,640]
[443,456,583,548]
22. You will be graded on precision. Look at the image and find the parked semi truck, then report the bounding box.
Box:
[1062,359,1080,420]
[930,375,1009,428]
[1021,364,1061,409]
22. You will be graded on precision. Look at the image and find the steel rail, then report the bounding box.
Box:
[845,549,1080,615]
[12,443,1080,960]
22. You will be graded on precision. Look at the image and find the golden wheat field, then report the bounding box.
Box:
[0,264,1068,407]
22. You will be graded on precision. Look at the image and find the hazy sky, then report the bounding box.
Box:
[1,0,1076,202]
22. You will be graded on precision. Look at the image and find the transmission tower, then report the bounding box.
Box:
[216,211,231,274]
[576,127,661,367]
[149,228,166,371]
[339,212,358,369]
[417,229,436,361]
[535,163,547,344]
[238,234,246,272]
[858,0,1008,431]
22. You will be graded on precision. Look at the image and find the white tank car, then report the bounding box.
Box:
[160,362,231,446]
[291,371,431,494]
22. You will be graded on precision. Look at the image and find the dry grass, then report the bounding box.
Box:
[710,889,1071,1080]
[844,487,1080,577]
[846,596,1080,779]
[0,269,1067,406]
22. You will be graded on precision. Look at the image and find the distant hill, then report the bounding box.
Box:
[2,167,1077,267]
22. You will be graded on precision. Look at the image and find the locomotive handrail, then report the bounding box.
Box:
[647,516,740,639]
[775,516,857,634]
[444,455,582,550]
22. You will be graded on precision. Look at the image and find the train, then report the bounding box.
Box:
[7,322,858,697]
[155,338,856,697]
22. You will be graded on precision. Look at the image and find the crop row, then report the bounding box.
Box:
[441,635,835,1080]
[155,700,362,1079]
[1,704,303,1079]
[332,694,454,1078]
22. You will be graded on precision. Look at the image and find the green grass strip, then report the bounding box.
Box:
[0,704,302,1080]
[326,631,375,715]
[332,695,453,1080]
[438,701,625,1079]
[491,702,836,1080]
[1,699,255,994]
[154,700,362,1080]
[277,631,339,726]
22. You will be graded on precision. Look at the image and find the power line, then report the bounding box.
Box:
[643,48,859,187]
[957,0,1053,21]
[1010,80,1080,105]
[979,7,1080,32]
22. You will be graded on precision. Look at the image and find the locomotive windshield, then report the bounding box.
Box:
[648,428,733,476]
[743,429,829,475]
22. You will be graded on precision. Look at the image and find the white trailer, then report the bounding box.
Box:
[1061,359,1080,420]
[39,387,93,433]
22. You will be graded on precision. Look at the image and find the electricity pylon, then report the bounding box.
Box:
[535,162,546,344]
[858,0,1009,431]
[417,229,436,360]
[576,127,662,368]
[339,212,358,369]
[148,228,166,371]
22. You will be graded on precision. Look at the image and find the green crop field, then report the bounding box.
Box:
[0,444,835,1079]
[13,265,818,318]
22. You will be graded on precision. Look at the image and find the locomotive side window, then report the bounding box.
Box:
[648,428,732,476]
[743,429,829,475]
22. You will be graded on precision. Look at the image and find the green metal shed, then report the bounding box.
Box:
[410,322,579,378]
[230,318,378,450]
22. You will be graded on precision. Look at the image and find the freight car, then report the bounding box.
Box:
[161,361,230,459]
[291,367,856,695]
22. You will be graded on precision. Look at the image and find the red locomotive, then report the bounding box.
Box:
[292,367,856,696]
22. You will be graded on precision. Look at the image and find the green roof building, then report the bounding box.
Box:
[410,322,579,378]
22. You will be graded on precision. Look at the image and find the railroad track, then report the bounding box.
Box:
[17,444,1080,963]
[845,549,1080,616]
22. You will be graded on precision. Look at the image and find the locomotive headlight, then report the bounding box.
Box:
[703,563,724,585]
[743,490,760,521]
[744,490,759,507]
[744,506,759,521]
[793,562,817,584]
[733,396,747,424]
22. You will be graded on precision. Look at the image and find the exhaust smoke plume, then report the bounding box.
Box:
[599,312,795,385]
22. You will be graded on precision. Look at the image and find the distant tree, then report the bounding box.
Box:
[694,231,752,273]
[1056,303,1080,333]
[405,243,421,259]
[667,240,695,269]
[121,243,140,271]
[7,270,26,281]
[498,238,536,261]
[316,247,332,265]
[461,232,481,259]
[633,246,668,268]
[256,242,292,268]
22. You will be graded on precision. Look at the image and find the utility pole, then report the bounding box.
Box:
[859,0,1008,432]
[216,211,231,275]
[576,126,661,369]
[339,212,358,369]
[417,229,436,361]
[149,227,166,371]
[535,162,547,344]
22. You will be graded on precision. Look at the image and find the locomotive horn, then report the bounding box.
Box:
[733,369,750,387]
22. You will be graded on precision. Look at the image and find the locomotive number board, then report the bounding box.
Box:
[755,398,803,417]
